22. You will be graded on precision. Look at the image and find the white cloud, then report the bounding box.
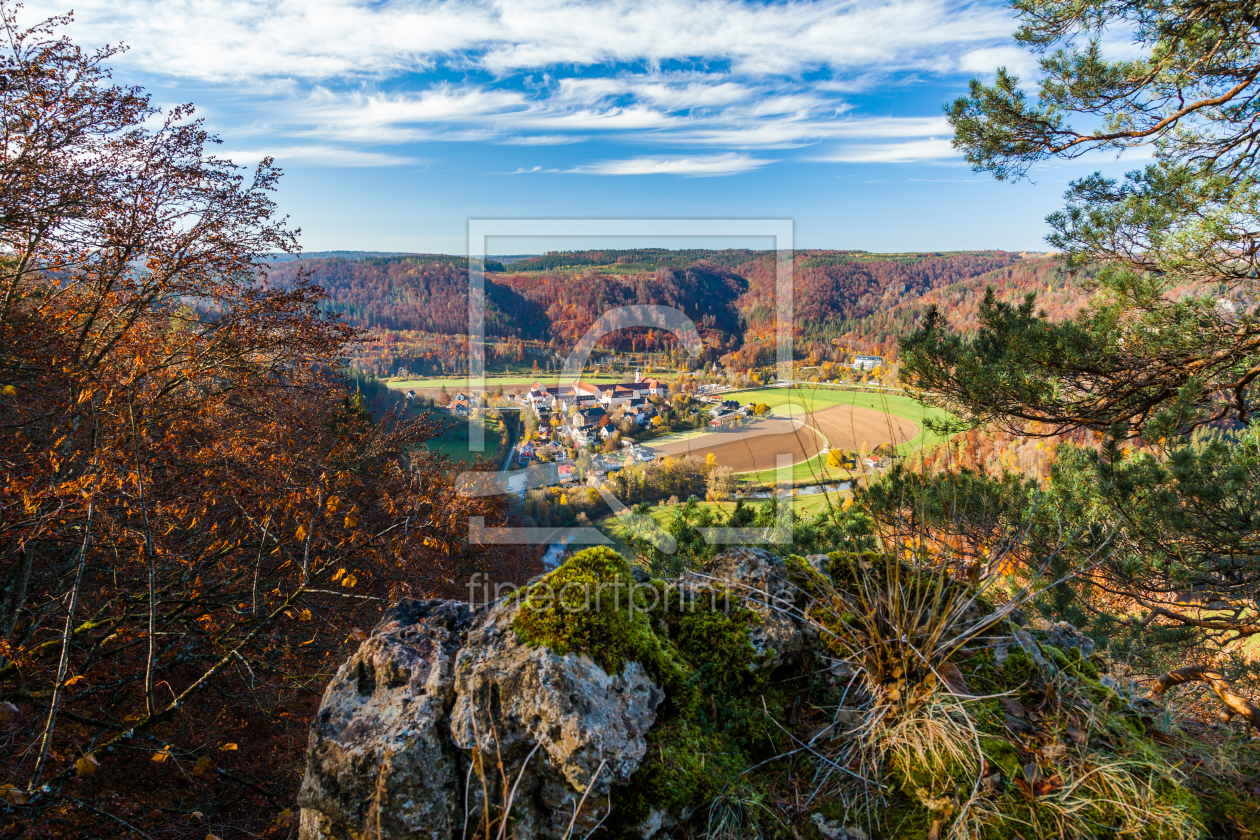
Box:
[275,81,952,151]
[568,153,772,176]
[28,1,1016,82]
[817,137,959,163]
[499,134,588,145]
[12,0,1032,169]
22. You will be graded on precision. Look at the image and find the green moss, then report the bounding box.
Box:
[880,791,935,840]
[664,600,761,678]
[1197,778,1260,840]
[979,735,1021,779]
[1151,781,1205,840]
[613,719,750,828]
[997,647,1037,689]
[512,547,692,699]
[1067,646,1100,679]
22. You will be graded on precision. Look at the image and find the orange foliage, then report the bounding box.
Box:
[0,10,535,837]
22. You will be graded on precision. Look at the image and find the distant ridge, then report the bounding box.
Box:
[266,251,542,263]
[266,251,425,262]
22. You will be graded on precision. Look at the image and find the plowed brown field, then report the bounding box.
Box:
[809,403,919,453]
[642,404,919,473]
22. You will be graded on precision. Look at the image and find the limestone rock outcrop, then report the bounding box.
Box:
[684,546,803,668]
[297,548,800,840]
[297,599,472,840]
[447,599,664,840]
[296,546,1111,840]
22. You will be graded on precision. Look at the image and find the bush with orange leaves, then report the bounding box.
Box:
[0,6,534,836]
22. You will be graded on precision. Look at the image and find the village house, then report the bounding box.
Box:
[525,373,667,420]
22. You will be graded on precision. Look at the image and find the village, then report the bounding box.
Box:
[403,355,902,492]
[513,372,759,483]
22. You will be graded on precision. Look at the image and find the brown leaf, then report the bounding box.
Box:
[75,753,100,776]
[1022,762,1042,785]
[1034,774,1062,797]
[1000,697,1027,718]
[0,784,28,805]
[1040,741,1068,760]
[1066,725,1088,746]
[1004,714,1036,735]
[938,661,970,695]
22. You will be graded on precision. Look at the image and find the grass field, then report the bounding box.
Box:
[416,415,503,466]
[722,387,953,484]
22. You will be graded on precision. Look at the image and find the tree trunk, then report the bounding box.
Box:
[0,548,32,641]
[1150,665,1260,729]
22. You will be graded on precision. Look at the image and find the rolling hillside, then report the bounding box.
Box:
[264,249,1079,375]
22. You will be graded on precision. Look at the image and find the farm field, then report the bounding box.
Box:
[727,387,953,483]
[415,415,503,466]
[641,387,942,482]
[642,414,828,473]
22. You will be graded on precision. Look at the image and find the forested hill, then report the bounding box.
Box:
[821,257,1095,357]
[263,249,1062,373]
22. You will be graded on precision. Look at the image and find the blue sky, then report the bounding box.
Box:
[27,0,1140,254]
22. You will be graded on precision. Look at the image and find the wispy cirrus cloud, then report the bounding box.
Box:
[567,153,773,176]
[816,137,960,163]
[500,134,589,146]
[269,80,953,154]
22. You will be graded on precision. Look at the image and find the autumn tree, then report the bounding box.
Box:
[0,6,526,835]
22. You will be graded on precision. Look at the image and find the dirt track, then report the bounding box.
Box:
[642,404,920,473]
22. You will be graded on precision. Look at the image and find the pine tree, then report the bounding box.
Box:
[901,0,1260,671]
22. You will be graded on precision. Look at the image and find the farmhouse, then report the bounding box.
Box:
[525,375,668,415]
[851,355,883,371]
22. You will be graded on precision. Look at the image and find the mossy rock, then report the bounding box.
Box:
[511,548,797,837]
[507,547,1250,840]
